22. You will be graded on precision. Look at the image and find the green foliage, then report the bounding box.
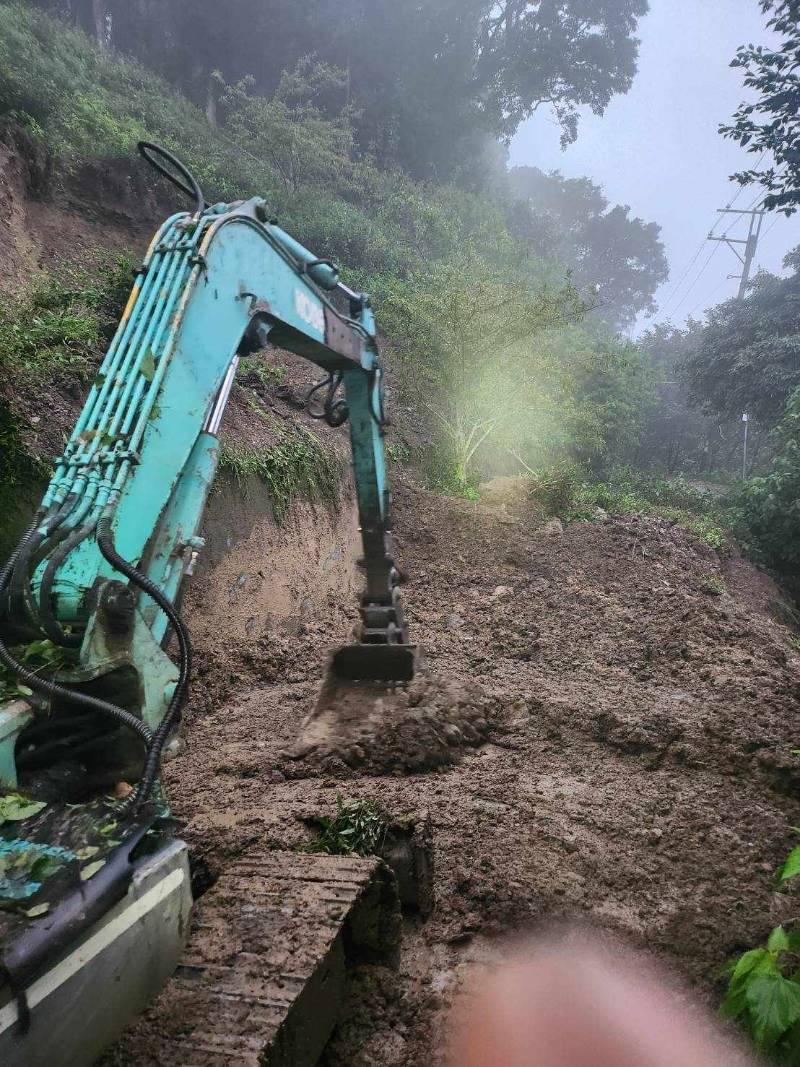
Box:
[636,321,751,476]
[723,927,800,1061]
[681,257,800,428]
[0,4,662,514]
[236,357,285,388]
[35,0,648,183]
[722,1,800,214]
[779,847,800,884]
[221,62,357,196]
[529,466,727,548]
[0,794,46,824]
[0,255,134,379]
[373,256,590,489]
[507,166,668,328]
[559,330,656,475]
[219,426,341,524]
[305,796,387,857]
[726,388,800,590]
[0,638,72,704]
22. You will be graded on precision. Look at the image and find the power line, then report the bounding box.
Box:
[761,214,782,241]
[660,179,767,318]
[659,239,711,311]
[669,243,721,318]
[687,275,730,319]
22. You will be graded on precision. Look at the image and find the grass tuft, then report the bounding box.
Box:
[304,796,387,857]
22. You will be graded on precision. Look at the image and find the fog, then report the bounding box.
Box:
[510,0,799,332]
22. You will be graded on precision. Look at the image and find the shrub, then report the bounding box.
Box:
[726,388,800,591]
[528,466,727,548]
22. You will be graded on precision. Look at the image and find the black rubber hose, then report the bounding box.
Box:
[0,527,153,747]
[96,516,192,814]
[137,141,206,216]
[8,496,77,632]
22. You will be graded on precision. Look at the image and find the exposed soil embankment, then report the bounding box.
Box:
[0,121,171,293]
[111,475,800,1066]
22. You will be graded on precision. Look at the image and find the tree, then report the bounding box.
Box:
[221,62,355,196]
[375,258,585,488]
[32,0,650,184]
[507,166,668,328]
[729,386,800,591]
[636,322,754,474]
[681,250,800,427]
[471,0,649,145]
[721,0,800,213]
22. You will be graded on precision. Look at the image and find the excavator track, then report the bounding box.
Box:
[115,849,401,1066]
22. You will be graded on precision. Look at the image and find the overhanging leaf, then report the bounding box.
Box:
[779,846,800,883]
[0,794,46,824]
[746,973,800,1048]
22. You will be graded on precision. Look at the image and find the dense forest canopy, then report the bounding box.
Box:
[31,0,649,182]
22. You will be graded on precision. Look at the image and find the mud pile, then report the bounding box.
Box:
[287,670,498,776]
[111,475,800,1066]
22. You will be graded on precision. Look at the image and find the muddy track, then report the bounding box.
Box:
[112,476,800,1065]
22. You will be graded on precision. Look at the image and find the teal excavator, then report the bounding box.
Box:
[0,144,414,1063]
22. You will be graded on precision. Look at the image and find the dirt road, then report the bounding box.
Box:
[114,476,800,1065]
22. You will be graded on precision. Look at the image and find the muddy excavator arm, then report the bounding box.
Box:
[0,143,412,1063]
[1,142,411,792]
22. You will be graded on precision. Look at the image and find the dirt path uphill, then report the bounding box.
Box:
[114,477,800,1065]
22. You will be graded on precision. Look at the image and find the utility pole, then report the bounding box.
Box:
[708,208,765,299]
[741,412,749,480]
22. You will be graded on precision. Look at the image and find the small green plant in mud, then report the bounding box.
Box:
[304,796,387,857]
[236,357,286,388]
[385,441,411,465]
[219,425,341,523]
[700,574,727,596]
[722,850,800,1061]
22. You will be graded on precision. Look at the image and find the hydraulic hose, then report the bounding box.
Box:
[7,498,74,632]
[0,525,153,748]
[96,516,192,815]
[137,141,206,217]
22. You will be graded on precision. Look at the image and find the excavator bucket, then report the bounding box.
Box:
[290,642,423,762]
[327,642,418,683]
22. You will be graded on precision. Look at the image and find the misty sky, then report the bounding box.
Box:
[510,0,799,334]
